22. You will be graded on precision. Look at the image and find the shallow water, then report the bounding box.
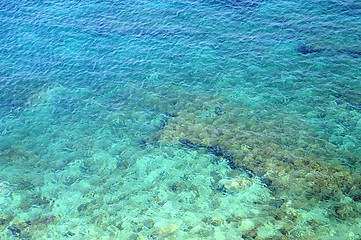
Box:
[0,0,360,239]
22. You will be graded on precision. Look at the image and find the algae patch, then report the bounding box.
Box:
[146,93,361,238]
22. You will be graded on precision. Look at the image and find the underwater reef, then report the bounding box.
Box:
[145,90,361,236]
[297,44,361,58]
[1,84,360,239]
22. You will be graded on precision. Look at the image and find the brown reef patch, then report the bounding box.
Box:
[145,92,361,228]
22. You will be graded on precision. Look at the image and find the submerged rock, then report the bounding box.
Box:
[333,203,358,220]
[0,215,14,232]
[296,45,324,54]
[147,95,361,224]
[297,44,361,58]
[7,216,57,238]
[156,223,179,236]
[223,177,253,191]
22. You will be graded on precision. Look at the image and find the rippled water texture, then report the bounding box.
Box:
[0,0,360,239]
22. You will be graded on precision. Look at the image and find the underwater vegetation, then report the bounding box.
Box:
[145,88,361,236]
[297,44,361,58]
[0,80,360,239]
[0,0,360,238]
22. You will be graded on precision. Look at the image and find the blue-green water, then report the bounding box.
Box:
[0,0,360,239]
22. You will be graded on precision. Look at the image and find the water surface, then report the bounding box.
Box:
[0,0,360,239]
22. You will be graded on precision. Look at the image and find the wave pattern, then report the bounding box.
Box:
[0,0,360,239]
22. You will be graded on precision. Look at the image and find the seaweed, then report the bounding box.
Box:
[179,138,238,170]
[296,45,324,55]
[149,96,361,223]
[0,215,14,232]
[7,216,57,239]
[179,138,207,149]
[297,44,361,58]
[339,49,361,58]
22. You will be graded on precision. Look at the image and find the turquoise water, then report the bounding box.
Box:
[0,0,360,239]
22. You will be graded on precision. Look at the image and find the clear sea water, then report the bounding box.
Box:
[0,0,360,239]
